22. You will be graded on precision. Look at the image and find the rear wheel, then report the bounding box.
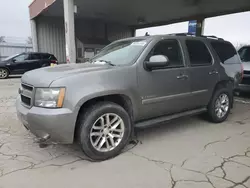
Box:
[207,87,232,123]
[78,102,132,161]
[0,68,9,79]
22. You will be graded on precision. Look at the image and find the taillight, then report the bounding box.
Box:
[241,63,244,80]
[50,60,58,64]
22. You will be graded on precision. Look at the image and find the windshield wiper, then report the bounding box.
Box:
[92,60,115,66]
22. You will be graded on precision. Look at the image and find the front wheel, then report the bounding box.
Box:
[207,87,232,123]
[78,102,132,161]
[0,68,9,79]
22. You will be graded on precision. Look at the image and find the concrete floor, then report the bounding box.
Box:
[0,78,250,188]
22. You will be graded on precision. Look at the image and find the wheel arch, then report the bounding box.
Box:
[211,79,234,107]
[74,94,134,142]
[0,66,10,73]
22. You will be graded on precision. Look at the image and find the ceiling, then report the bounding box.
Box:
[38,0,250,28]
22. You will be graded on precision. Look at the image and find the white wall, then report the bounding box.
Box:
[36,16,66,63]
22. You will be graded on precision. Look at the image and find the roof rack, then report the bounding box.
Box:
[169,33,224,41]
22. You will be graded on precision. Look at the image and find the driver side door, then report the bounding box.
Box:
[138,39,192,120]
[9,54,29,74]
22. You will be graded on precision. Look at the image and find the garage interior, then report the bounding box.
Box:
[29,0,250,63]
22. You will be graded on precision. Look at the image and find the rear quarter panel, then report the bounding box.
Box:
[208,40,242,88]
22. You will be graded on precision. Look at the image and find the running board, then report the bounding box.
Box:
[135,107,207,129]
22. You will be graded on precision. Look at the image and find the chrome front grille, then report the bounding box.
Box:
[20,83,34,108]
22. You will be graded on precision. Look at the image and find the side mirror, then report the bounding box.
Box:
[12,59,16,63]
[145,55,169,70]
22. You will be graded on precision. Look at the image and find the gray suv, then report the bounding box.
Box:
[16,34,242,161]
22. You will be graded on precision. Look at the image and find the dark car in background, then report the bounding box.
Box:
[0,52,58,79]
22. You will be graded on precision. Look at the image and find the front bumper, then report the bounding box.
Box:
[237,84,250,92]
[16,96,76,144]
[237,76,250,92]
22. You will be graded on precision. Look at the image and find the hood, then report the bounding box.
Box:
[242,62,250,71]
[21,63,111,87]
[0,60,7,64]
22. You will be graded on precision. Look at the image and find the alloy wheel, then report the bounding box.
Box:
[215,93,229,118]
[90,113,125,152]
[0,69,8,79]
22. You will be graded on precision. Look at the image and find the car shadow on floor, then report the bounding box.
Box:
[8,75,22,79]
[38,102,248,160]
[134,115,207,140]
[41,116,206,160]
[238,92,250,99]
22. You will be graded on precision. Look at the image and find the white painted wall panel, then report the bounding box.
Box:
[36,16,66,63]
[0,43,32,60]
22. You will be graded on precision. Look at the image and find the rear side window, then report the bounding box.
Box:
[50,55,57,60]
[211,41,239,64]
[29,54,41,60]
[42,54,57,60]
[238,47,250,62]
[42,54,51,59]
[186,40,212,66]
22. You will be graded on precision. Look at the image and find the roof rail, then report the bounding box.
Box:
[201,35,224,41]
[169,33,224,41]
[169,33,195,36]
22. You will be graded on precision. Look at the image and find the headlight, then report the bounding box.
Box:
[35,88,65,108]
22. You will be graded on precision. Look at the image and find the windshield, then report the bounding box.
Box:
[90,39,148,65]
[238,47,250,62]
[3,53,21,61]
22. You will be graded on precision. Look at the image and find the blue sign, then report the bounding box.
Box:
[188,20,197,35]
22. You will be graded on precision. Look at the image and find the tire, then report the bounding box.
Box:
[207,87,232,123]
[78,102,132,161]
[0,68,9,79]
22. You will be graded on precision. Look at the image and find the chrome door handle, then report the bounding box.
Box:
[177,74,188,80]
[209,70,218,75]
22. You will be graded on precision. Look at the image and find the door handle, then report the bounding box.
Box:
[209,70,218,75]
[177,74,189,80]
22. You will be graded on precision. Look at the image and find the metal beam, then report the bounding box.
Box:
[30,19,38,52]
[196,18,205,36]
[133,8,250,29]
[63,0,76,63]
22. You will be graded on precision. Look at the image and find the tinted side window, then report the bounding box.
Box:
[29,54,41,60]
[211,41,238,64]
[186,40,212,66]
[13,54,29,62]
[238,47,250,62]
[42,54,51,59]
[50,55,57,60]
[150,39,183,68]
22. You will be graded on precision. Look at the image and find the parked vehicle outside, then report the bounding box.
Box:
[16,35,242,161]
[0,52,58,79]
[238,45,250,92]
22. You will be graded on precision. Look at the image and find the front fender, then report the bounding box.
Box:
[74,89,139,118]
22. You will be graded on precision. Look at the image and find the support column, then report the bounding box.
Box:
[30,19,38,52]
[196,18,205,36]
[131,28,136,37]
[64,0,76,63]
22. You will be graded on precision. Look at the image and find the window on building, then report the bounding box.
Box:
[186,40,212,66]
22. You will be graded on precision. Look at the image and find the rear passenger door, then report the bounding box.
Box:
[185,40,219,108]
[26,53,42,71]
